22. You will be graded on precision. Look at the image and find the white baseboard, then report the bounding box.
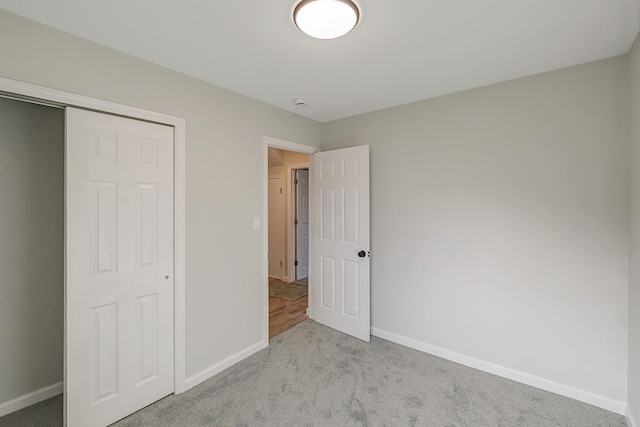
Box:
[628,405,639,427]
[0,381,63,418]
[371,327,626,415]
[0,340,268,417]
[185,339,268,390]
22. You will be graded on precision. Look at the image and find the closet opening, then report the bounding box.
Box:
[0,95,65,418]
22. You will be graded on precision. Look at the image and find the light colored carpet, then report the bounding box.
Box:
[0,320,627,426]
[269,279,308,302]
[0,394,62,427]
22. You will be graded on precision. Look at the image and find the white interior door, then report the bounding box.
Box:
[295,169,309,280]
[312,145,370,342]
[65,107,174,426]
[268,177,285,280]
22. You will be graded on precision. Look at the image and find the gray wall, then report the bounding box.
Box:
[629,33,640,422]
[0,9,322,385]
[0,97,64,403]
[322,56,630,405]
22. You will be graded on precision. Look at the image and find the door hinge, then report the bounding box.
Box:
[280,187,282,194]
[294,179,298,185]
[294,260,299,266]
[294,219,298,225]
[280,260,283,267]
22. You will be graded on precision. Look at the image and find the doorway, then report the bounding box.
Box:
[263,138,372,343]
[265,141,317,339]
[0,77,187,425]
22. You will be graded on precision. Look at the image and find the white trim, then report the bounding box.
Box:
[173,119,187,394]
[0,77,180,126]
[371,327,627,415]
[0,77,187,396]
[184,341,267,389]
[628,405,639,427]
[264,136,320,155]
[0,382,63,417]
[287,163,310,282]
[263,137,319,343]
[307,159,316,319]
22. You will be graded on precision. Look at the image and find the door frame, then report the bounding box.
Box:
[0,77,188,396]
[262,136,319,343]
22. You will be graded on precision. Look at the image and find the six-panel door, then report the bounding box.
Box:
[312,145,370,342]
[65,108,174,426]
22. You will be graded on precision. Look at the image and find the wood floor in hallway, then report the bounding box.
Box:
[269,278,308,339]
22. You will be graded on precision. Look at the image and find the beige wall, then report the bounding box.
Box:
[268,147,285,168]
[629,33,640,423]
[0,9,322,386]
[322,56,629,407]
[0,97,64,403]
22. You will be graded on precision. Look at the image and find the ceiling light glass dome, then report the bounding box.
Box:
[294,0,360,40]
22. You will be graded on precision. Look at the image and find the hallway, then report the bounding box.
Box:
[269,278,308,338]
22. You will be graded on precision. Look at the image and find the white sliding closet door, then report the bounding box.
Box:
[65,108,174,426]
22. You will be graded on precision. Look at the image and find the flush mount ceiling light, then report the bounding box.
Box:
[293,0,360,40]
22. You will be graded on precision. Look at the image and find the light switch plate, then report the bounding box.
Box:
[252,217,260,231]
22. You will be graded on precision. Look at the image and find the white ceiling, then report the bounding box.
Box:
[1,1,639,122]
